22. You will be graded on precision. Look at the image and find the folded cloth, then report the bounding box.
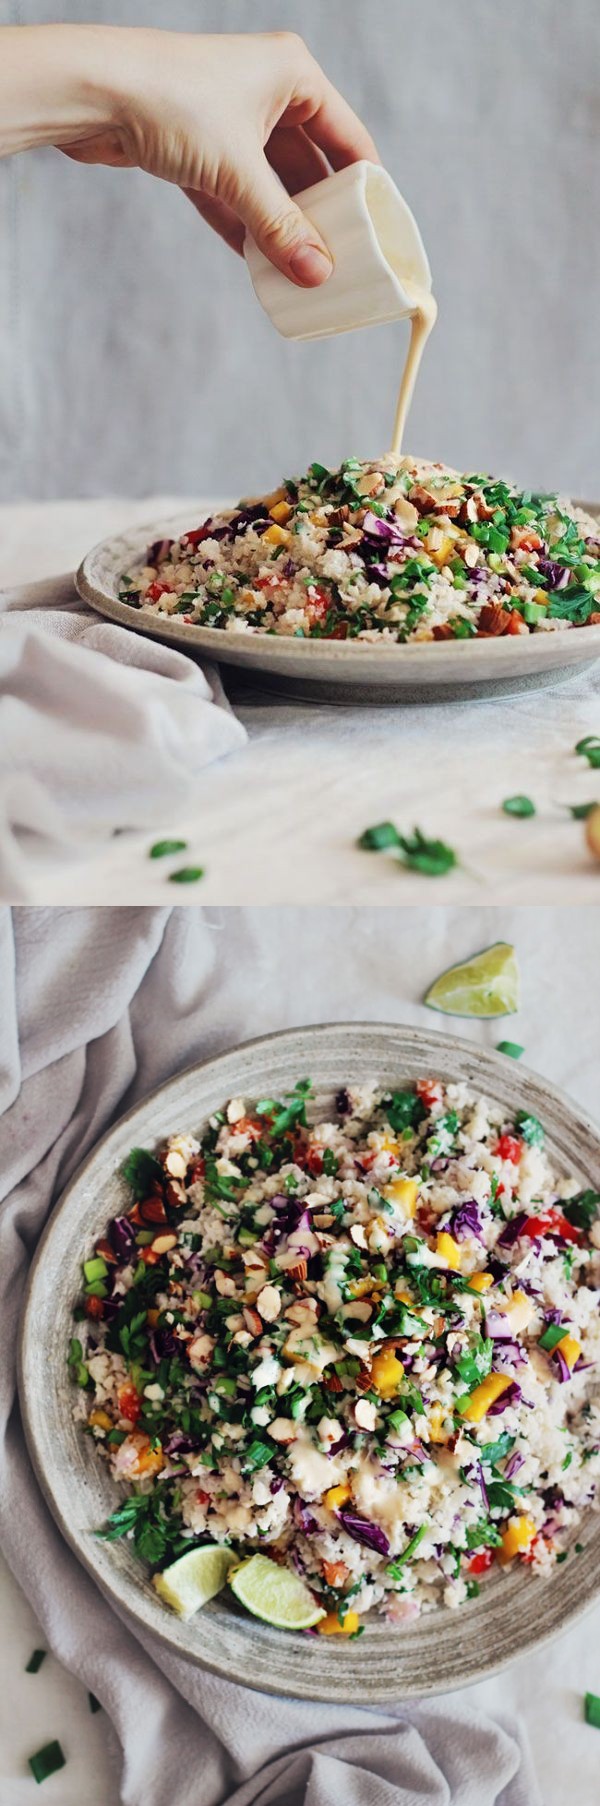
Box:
[0,906,542,1806]
[0,576,247,898]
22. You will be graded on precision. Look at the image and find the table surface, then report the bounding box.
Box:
[2,497,600,906]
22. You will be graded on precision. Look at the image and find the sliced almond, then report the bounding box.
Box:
[150,1232,178,1255]
[215,1269,237,1296]
[268,1417,298,1444]
[354,1398,377,1431]
[256,1283,282,1322]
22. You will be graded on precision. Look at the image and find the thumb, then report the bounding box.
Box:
[237,154,333,288]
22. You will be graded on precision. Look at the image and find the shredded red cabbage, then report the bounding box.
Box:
[338,1511,390,1556]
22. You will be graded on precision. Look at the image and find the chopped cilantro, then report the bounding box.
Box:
[502,796,536,818]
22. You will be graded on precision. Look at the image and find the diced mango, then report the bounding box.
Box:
[269,500,293,525]
[263,524,290,546]
[428,1404,448,1444]
[533,591,549,607]
[436,1231,461,1271]
[459,1372,512,1423]
[318,1610,360,1636]
[556,1333,581,1370]
[428,534,456,568]
[324,1483,352,1512]
[385,1177,419,1217]
[262,486,287,509]
[379,1134,400,1157]
[468,1273,494,1293]
[395,1288,414,1306]
[348,1278,376,1300]
[136,1443,164,1475]
[370,1348,405,1398]
[89,1409,112,1431]
[499,1515,537,1562]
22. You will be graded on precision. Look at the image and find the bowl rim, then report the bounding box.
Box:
[75,503,600,672]
[18,1020,600,1702]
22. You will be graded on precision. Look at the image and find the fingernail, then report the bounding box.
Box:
[288,241,333,287]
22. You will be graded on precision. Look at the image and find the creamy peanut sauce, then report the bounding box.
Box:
[390,283,438,460]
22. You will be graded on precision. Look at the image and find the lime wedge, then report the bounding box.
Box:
[229,1554,325,1630]
[424,942,520,1019]
[153,1544,237,1619]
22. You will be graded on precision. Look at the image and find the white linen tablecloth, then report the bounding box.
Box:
[1,501,600,906]
[1,904,599,1806]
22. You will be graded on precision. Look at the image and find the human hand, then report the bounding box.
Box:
[62,28,379,286]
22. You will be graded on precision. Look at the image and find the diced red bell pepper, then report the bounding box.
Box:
[305,1146,324,1177]
[494,1134,522,1164]
[522,1209,581,1244]
[183,526,211,547]
[254,573,282,593]
[416,1078,443,1109]
[118,1384,141,1425]
[145,580,172,601]
[306,585,330,623]
[468,1548,494,1574]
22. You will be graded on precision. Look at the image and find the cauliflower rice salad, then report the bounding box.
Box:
[70,1076,600,1634]
[119,456,600,644]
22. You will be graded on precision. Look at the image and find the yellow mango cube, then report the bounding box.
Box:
[468,1273,494,1293]
[436,1231,461,1271]
[429,534,455,568]
[263,523,290,546]
[385,1177,419,1217]
[262,485,287,509]
[370,1348,405,1398]
[556,1332,581,1370]
[459,1372,512,1423]
[318,1610,360,1636]
[324,1483,351,1512]
[269,500,293,525]
[89,1409,112,1431]
[395,1288,414,1306]
[499,1515,537,1562]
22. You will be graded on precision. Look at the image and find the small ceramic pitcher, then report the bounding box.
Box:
[244,159,432,341]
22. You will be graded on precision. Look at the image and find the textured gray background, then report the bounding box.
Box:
[1,0,599,502]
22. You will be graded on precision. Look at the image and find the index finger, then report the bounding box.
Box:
[282,72,380,173]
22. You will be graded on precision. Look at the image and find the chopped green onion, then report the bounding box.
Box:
[28,1741,66,1785]
[25,1650,47,1674]
[576,737,600,769]
[149,839,188,859]
[83,1257,108,1283]
[495,1041,524,1059]
[539,1324,569,1352]
[502,795,536,818]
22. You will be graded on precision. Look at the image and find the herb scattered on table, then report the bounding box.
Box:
[359,822,457,877]
[28,1741,66,1785]
[502,795,536,818]
[168,867,205,885]
[575,737,600,769]
[25,1650,46,1674]
[149,839,189,859]
[584,1691,600,1729]
[496,1041,524,1059]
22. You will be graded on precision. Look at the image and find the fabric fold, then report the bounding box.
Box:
[0,575,247,897]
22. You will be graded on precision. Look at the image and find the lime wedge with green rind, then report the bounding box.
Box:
[153,1544,237,1619]
[229,1553,325,1630]
[424,942,520,1019]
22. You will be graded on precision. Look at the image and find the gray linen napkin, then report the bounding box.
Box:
[0,577,247,898]
[0,907,542,1806]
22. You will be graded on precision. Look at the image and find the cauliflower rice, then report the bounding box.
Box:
[120,456,600,644]
[70,1075,600,1631]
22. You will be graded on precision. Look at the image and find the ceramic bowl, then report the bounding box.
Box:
[76,507,600,706]
[18,1023,600,1703]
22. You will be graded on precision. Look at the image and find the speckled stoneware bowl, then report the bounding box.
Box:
[18,1023,600,1703]
[75,505,600,705]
